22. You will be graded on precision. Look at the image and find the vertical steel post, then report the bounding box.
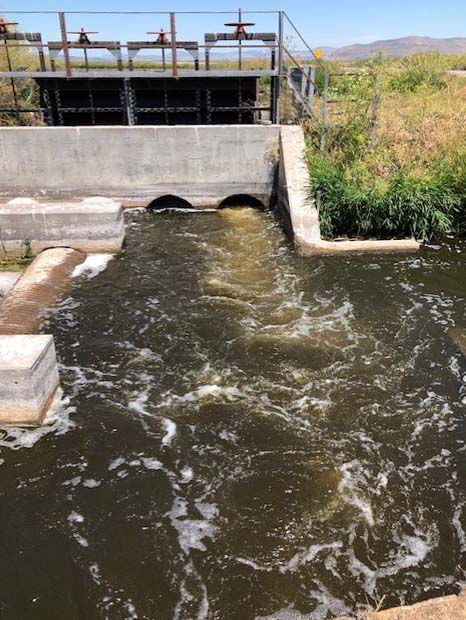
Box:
[277,10,284,75]
[58,12,72,78]
[273,10,284,124]
[37,34,46,72]
[170,12,178,79]
[320,71,329,152]
[238,8,242,71]
[307,66,316,112]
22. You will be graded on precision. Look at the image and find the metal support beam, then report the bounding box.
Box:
[277,11,284,75]
[58,12,72,78]
[170,12,178,79]
[123,78,135,125]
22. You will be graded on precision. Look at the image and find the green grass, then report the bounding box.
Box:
[309,151,463,240]
[0,256,30,272]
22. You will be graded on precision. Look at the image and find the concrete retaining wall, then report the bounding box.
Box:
[0,125,280,207]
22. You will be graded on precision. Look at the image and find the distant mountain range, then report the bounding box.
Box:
[325,36,466,60]
[70,36,466,64]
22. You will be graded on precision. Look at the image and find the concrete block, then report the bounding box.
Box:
[0,335,59,425]
[0,196,125,255]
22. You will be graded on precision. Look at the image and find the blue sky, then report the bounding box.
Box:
[2,0,466,48]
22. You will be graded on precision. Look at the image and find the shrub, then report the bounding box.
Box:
[308,151,462,240]
[388,53,447,93]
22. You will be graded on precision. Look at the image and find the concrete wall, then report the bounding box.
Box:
[0,125,280,206]
[278,125,321,253]
[0,197,125,255]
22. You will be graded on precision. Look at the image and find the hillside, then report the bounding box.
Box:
[329,36,466,59]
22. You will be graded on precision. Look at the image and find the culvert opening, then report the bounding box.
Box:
[218,194,265,210]
[147,195,193,211]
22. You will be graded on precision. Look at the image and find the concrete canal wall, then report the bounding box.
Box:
[0,125,280,207]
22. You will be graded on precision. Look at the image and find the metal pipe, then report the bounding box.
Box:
[2,10,281,14]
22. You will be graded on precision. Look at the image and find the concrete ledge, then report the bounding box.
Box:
[0,248,84,335]
[0,196,125,255]
[300,238,420,255]
[278,125,420,255]
[0,335,59,426]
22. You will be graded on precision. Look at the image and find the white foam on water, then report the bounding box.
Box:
[169,497,218,555]
[74,533,89,548]
[338,461,375,527]
[256,607,314,620]
[141,457,163,471]
[452,507,466,553]
[108,456,126,471]
[152,207,216,214]
[195,502,218,520]
[307,583,352,620]
[280,542,344,573]
[162,417,177,446]
[72,253,114,279]
[124,601,138,619]
[182,384,245,403]
[180,466,193,483]
[67,511,85,524]
[236,557,273,572]
[128,387,152,417]
[0,390,75,453]
[89,562,101,585]
[83,478,101,488]
[348,529,434,595]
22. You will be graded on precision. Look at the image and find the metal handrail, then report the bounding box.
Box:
[283,11,325,69]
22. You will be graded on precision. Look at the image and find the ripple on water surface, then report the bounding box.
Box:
[1,208,466,620]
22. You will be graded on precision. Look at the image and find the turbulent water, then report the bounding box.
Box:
[1,208,466,620]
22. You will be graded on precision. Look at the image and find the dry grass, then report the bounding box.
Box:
[374,76,466,176]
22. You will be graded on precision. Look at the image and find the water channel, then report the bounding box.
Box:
[1,208,465,619]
